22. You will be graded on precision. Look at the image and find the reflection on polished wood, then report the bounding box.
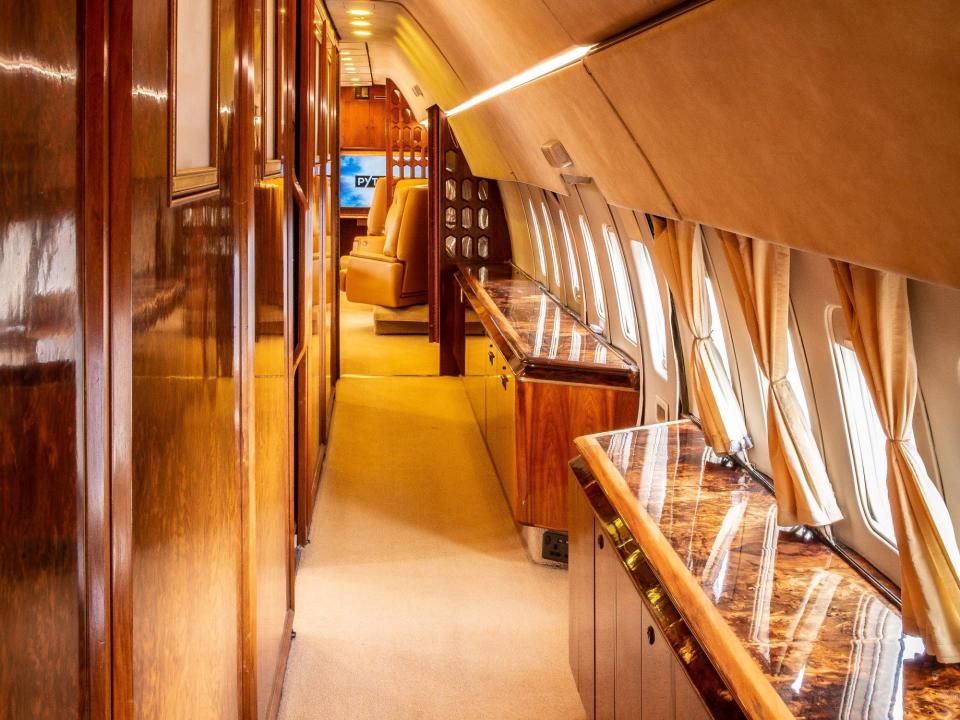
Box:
[458,264,639,389]
[575,420,960,719]
[0,0,84,716]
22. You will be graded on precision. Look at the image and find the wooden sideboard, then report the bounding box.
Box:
[457,264,640,533]
[570,420,960,719]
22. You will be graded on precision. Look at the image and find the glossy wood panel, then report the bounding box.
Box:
[340,84,385,150]
[516,380,639,530]
[251,0,293,710]
[0,1,84,717]
[129,0,241,715]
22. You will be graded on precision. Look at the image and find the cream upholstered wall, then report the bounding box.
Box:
[584,0,960,287]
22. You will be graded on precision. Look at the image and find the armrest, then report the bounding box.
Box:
[349,249,402,263]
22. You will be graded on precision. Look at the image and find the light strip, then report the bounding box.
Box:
[445,44,593,118]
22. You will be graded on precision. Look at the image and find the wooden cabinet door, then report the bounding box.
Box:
[463,336,489,433]
[615,569,644,720]
[595,523,618,720]
[568,477,596,719]
[673,658,711,720]
[640,602,674,720]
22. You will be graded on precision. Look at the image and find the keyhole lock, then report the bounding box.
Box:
[647,626,655,645]
[597,534,604,550]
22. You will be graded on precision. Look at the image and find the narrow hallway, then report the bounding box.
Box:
[278,376,585,720]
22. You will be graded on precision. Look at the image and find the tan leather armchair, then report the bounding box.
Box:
[341,178,425,292]
[345,184,428,308]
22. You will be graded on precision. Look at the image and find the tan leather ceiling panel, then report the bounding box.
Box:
[586,0,960,287]
[541,0,687,45]
[397,0,574,100]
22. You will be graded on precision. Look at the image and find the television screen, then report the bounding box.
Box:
[340,153,387,209]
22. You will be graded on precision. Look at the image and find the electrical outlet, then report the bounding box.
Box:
[542,531,569,563]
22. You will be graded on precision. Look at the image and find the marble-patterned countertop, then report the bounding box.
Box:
[457,264,638,388]
[575,419,960,719]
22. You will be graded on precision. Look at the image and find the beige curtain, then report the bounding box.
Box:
[833,261,960,663]
[720,233,842,527]
[651,218,748,453]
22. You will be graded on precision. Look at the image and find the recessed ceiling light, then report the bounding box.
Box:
[352,30,371,37]
[350,20,371,27]
[346,8,371,16]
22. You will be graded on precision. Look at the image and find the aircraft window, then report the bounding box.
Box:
[528,198,548,279]
[444,150,457,173]
[757,332,810,428]
[558,210,582,304]
[630,240,667,377]
[602,225,638,345]
[541,202,562,288]
[704,275,731,380]
[829,311,898,546]
[579,215,606,327]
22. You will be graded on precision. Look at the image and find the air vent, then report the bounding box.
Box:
[411,84,423,97]
[541,139,573,169]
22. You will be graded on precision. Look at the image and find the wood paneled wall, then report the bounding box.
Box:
[340,84,386,150]
[1,0,330,717]
[0,1,86,717]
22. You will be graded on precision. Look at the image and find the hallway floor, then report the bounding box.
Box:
[278,376,586,720]
[339,293,438,376]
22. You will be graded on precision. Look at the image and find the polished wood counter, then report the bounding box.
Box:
[574,420,960,719]
[457,264,639,389]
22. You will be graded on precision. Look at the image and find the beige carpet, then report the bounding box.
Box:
[278,377,586,720]
[340,293,439,376]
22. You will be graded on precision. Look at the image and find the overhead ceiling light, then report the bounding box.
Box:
[352,30,371,37]
[346,8,371,16]
[350,20,371,27]
[445,45,594,118]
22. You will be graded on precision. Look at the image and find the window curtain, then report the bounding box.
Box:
[833,261,960,663]
[720,233,842,527]
[651,218,748,453]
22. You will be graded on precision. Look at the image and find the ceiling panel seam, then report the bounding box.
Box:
[581,62,681,219]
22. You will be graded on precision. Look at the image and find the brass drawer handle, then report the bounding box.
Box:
[500,374,509,390]
[488,351,495,365]
[597,534,604,550]
[647,626,655,646]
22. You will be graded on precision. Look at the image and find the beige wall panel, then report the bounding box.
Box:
[499,181,535,276]
[543,0,685,45]
[501,64,675,216]
[447,107,515,181]
[400,0,574,98]
[586,0,960,287]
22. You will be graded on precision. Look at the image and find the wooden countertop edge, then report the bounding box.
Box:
[574,433,795,720]
[455,270,639,387]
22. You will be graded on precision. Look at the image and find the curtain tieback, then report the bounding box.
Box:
[692,334,712,343]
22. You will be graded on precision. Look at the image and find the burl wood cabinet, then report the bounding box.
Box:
[459,265,640,532]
